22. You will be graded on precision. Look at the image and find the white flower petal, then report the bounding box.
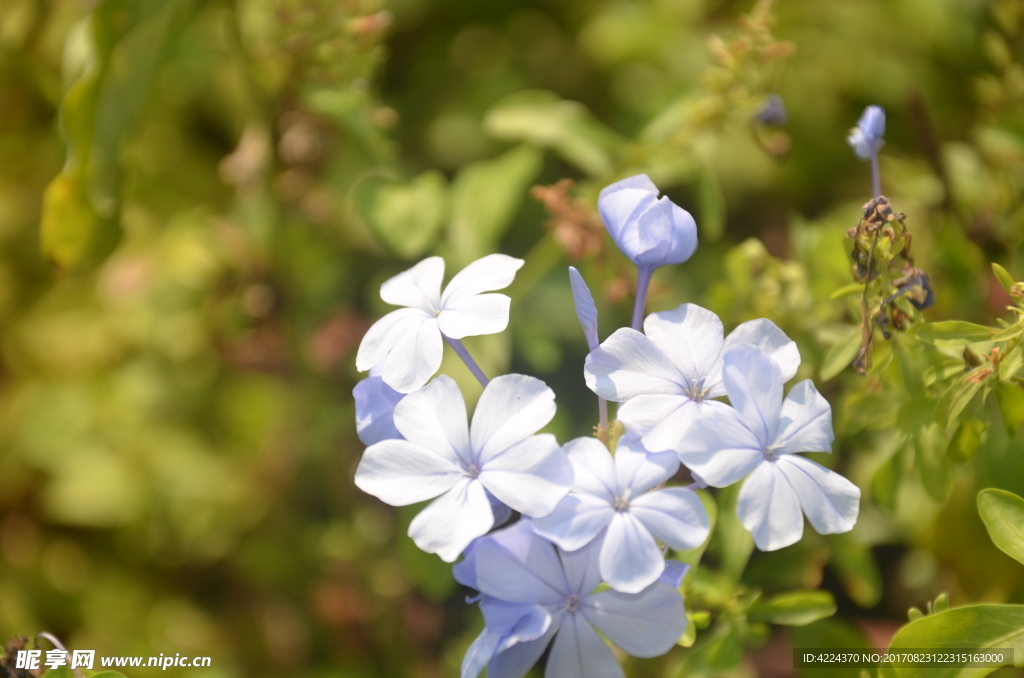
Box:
[582,582,685,658]
[354,439,462,505]
[776,455,859,536]
[676,407,765,487]
[393,375,472,465]
[479,434,572,518]
[440,254,524,306]
[600,514,664,594]
[474,522,569,605]
[614,435,679,495]
[355,307,431,372]
[532,494,615,551]
[633,197,698,268]
[642,304,723,392]
[629,488,710,552]
[408,478,494,562]
[488,621,560,678]
[562,437,617,501]
[545,613,624,678]
[774,380,835,454]
[616,394,690,453]
[559,538,604,595]
[717,317,801,390]
[584,328,685,401]
[472,374,557,461]
[436,293,512,339]
[381,316,443,393]
[353,376,404,446]
[737,461,803,551]
[380,256,444,311]
[721,345,784,446]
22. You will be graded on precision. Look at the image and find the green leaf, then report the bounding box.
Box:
[999,343,1024,380]
[915,424,954,502]
[994,381,1024,437]
[830,283,866,300]
[873,447,904,511]
[829,533,883,608]
[712,483,753,581]
[447,145,543,266]
[821,325,862,381]
[354,171,447,259]
[946,419,987,464]
[881,604,1024,678]
[978,489,1024,566]
[935,373,986,431]
[748,590,837,626]
[41,0,202,269]
[916,321,994,347]
[679,614,697,647]
[993,262,1017,294]
[697,163,725,242]
[483,90,623,176]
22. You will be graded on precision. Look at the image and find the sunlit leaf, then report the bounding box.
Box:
[821,325,862,381]
[993,262,1016,295]
[994,381,1024,437]
[916,321,994,347]
[882,605,1024,678]
[483,90,623,176]
[978,489,1024,566]
[748,590,837,626]
[712,483,753,581]
[830,283,865,300]
[354,171,447,259]
[935,373,986,431]
[914,424,953,502]
[447,145,543,266]
[946,419,986,464]
[829,533,882,608]
[999,343,1024,380]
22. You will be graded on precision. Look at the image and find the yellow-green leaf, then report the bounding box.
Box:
[978,489,1024,566]
[993,262,1017,295]
[821,325,862,381]
[994,381,1024,437]
[947,419,987,464]
[917,321,994,347]
[748,590,837,626]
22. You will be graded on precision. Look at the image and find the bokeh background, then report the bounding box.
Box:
[1,0,1024,676]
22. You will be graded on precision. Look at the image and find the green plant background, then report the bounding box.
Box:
[1,0,1024,677]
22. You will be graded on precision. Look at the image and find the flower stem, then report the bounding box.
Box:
[631,266,654,331]
[870,147,881,198]
[443,335,489,387]
[598,397,609,432]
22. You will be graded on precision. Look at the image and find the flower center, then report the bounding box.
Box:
[465,463,481,479]
[613,489,632,512]
[564,594,582,613]
[763,444,782,461]
[684,378,709,402]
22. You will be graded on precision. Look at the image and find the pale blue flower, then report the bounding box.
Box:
[354,374,572,562]
[848,105,885,159]
[356,255,524,393]
[533,435,709,593]
[597,175,697,271]
[585,303,799,454]
[677,345,860,551]
[456,521,687,678]
[353,362,404,446]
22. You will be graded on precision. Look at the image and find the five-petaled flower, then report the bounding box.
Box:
[354,374,572,562]
[677,345,860,551]
[597,174,698,272]
[533,435,709,593]
[356,254,524,393]
[454,520,687,678]
[584,303,800,454]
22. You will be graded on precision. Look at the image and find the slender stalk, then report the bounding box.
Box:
[598,397,609,432]
[443,335,489,387]
[870,146,881,198]
[631,266,654,330]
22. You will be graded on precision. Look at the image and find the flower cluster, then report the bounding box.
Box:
[352,174,859,677]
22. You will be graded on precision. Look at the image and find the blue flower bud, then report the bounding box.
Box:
[597,174,698,271]
[756,94,787,125]
[848,105,885,159]
[568,266,599,351]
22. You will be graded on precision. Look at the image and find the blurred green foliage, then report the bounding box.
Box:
[2,0,1024,676]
